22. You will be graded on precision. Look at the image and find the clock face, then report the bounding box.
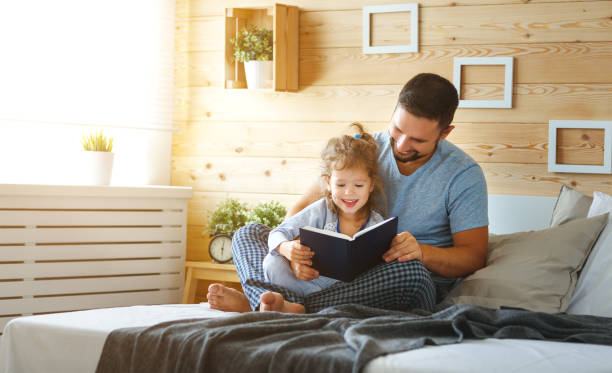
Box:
[209,235,233,263]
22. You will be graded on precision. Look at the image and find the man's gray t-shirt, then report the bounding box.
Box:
[373,131,488,248]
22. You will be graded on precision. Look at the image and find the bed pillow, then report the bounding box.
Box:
[549,184,593,227]
[566,191,612,317]
[448,213,608,313]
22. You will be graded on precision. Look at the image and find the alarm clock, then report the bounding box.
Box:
[208,234,233,263]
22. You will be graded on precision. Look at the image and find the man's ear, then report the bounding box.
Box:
[438,125,455,142]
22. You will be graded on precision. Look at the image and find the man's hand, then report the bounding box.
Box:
[277,240,313,265]
[383,231,423,263]
[290,261,319,281]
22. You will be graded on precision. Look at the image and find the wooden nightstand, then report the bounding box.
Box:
[182,261,240,304]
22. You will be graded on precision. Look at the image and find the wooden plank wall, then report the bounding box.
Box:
[174,0,612,263]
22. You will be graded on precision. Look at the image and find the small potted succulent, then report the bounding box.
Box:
[230,26,273,89]
[80,130,114,185]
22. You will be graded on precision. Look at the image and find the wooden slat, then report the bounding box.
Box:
[0,243,184,261]
[1,227,185,244]
[0,184,192,199]
[0,258,184,280]
[186,224,212,261]
[448,122,550,164]
[299,2,612,48]
[180,51,224,88]
[188,190,300,226]
[459,83,506,101]
[0,196,187,210]
[176,84,612,123]
[172,120,374,158]
[556,128,606,165]
[225,10,239,88]
[173,154,612,197]
[172,156,319,194]
[482,163,612,196]
[0,210,185,227]
[173,121,582,165]
[0,290,181,315]
[189,0,591,15]
[298,42,612,86]
[0,274,183,298]
[185,41,612,87]
[287,6,299,91]
[189,16,225,52]
[185,223,209,255]
[274,4,288,91]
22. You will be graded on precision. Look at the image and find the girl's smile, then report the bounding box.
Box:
[326,166,374,218]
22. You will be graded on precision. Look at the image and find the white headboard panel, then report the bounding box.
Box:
[488,194,557,235]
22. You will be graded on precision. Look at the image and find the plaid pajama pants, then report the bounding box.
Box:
[231,223,436,313]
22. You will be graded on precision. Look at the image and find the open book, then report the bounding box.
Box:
[299,216,398,282]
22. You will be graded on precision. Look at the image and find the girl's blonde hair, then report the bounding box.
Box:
[320,122,384,216]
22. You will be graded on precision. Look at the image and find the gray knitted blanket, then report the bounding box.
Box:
[95,304,612,373]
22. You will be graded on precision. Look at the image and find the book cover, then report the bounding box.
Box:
[299,216,398,282]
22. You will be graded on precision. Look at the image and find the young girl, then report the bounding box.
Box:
[263,123,386,295]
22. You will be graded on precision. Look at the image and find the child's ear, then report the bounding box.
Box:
[323,176,331,190]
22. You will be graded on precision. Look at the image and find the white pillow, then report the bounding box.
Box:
[566,190,612,317]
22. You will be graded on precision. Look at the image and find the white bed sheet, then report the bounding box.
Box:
[0,304,237,373]
[2,303,612,373]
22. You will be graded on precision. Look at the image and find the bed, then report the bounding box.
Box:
[2,190,612,373]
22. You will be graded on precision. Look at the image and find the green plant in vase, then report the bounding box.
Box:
[247,200,287,228]
[80,129,115,185]
[81,130,114,152]
[206,198,250,236]
[230,26,273,89]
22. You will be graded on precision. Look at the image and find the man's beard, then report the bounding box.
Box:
[390,136,428,163]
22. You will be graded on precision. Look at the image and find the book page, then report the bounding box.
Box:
[353,216,398,239]
[300,226,352,241]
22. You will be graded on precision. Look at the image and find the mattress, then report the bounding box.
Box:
[2,303,611,373]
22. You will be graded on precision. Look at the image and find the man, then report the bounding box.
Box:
[207,73,489,313]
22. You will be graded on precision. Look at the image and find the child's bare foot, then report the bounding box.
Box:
[259,291,305,313]
[207,284,251,312]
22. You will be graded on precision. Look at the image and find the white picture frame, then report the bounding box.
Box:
[453,57,514,108]
[362,4,419,54]
[548,120,612,174]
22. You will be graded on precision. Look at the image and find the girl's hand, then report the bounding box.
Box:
[290,261,319,281]
[383,231,423,263]
[278,240,314,265]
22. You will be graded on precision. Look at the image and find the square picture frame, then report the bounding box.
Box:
[362,3,419,54]
[548,120,612,174]
[453,57,514,108]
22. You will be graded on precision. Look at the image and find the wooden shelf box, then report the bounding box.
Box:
[225,4,299,91]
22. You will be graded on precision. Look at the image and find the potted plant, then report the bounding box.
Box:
[204,198,287,262]
[247,200,287,228]
[80,130,114,185]
[206,198,250,236]
[230,26,273,89]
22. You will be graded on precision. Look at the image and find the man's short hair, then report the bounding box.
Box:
[397,73,459,131]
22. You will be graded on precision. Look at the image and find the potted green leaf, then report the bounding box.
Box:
[80,130,114,185]
[247,201,287,228]
[230,26,273,89]
[206,198,250,236]
[205,198,287,263]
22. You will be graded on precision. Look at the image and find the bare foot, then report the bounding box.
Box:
[259,291,305,313]
[206,284,251,312]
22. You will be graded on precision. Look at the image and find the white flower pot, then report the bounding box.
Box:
[81,151,114,185]
[244,60,273,89]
